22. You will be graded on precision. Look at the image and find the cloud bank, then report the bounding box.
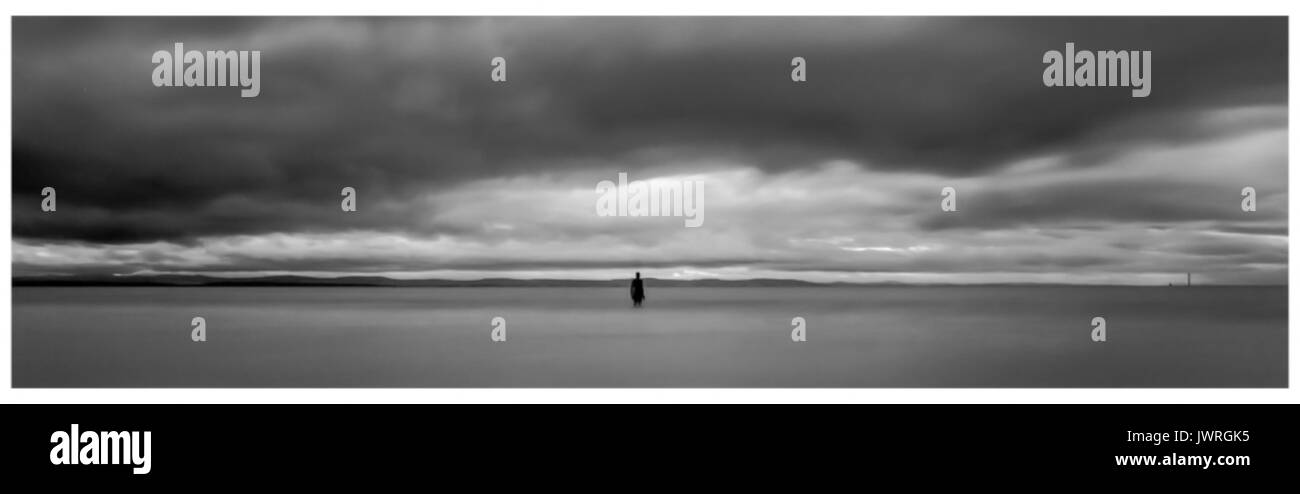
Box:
[12,17,1288,284]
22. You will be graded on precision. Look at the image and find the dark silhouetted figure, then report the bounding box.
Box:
[631,272,646,307]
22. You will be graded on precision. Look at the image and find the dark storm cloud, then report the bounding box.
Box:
[12,16,1287,245]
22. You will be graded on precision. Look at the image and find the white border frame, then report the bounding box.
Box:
[1,0,1294,404]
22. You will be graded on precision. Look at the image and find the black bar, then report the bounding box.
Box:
[1,404,1292,484]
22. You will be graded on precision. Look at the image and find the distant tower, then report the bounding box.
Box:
[1187,273,1191,287]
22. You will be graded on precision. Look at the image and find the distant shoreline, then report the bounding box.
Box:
[10,275,1283,288]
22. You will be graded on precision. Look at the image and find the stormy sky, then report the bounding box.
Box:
[11,17,1288,284]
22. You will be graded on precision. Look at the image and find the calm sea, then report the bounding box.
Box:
[12,286,1286,387]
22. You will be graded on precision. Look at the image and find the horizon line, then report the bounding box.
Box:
[10,273,1285,288]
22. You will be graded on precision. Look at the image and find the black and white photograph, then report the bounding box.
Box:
[10,16,1288,387]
